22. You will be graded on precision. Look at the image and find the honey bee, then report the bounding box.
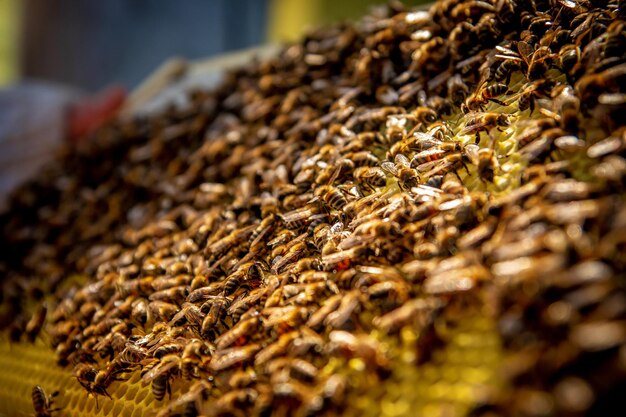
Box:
[306,294,343,331]
[210,343,262,372]
[168,302,204,328]
[324,290,363,330]
[314,185,348,211]
[353,166,387,193]
[187,282,226,303]
[215,315,260,350]
[372,297,443,334]
[25,304,47,342]
[181,339,212,379]
[467,146,497,182]
[346,150,381,167]
[462,83,509,113]
[410,141,463,166]
[280,205,320,230]
[327,330,389,374]
[142,355,180,401]
[460,112,510,143]
[32,385,60,417]
[381,154,420,191]
[447,74,470,106]
[271,241,308,273]
[201,296,231,340]
[254,331,299,367]
[206,224,256,261]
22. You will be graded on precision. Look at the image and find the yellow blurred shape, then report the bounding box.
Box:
[0,0,18,85]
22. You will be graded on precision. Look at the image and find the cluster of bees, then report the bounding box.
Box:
[2,0,626,416]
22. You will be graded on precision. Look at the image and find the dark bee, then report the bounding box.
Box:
[32,385,60,417]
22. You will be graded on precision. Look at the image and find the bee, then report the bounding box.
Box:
[280,205,319,230]
[147,300,179,323]
[168,302,204,328]
[447,74,469,106]
[32,385,60,417]
[381,154,420,191]
[187,282,226,303]
[206,224,256,261]
[467,146,497,182]
[215,315,260,350]
[372,297,443,334]
[353,166,387,193]
[210,343,262,372]
[424,264,491,294]
[271,241,308,273]
[263,305,308,335]
[327,330,389,374]
[201,296,231,340]
[227,368,258,389]
[460,112,510,144]
[228,287,269,322]
[514,79,552,113]
[315,185,348,211]
[306,294,343,331]
[346,151,380,167]
[25,304,47,342]
[214,388,258,414]
[462,82,509,113]
[181,339,212,379]
[142,355,180,401]
[414,152,469,180]
[325,290,363,330]
[550,84,581,133]
[254,331,299,367]
[411,140,463,165]
[149,286,188,305]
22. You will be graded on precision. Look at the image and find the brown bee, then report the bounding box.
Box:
[32,385,60,417]
[25,304,47,342]
[201,296,231,340]
[381,154,420,191]
[255,331,299,367]
[142,355,180,401]
[447,74,470,106]
[314,185,349,211]
[353,167,387,193]
[215,314,260,350]
[460,112,510,143]
[462,83,509,112]
[210,343,262,372]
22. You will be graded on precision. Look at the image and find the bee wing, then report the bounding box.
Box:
[423,159,457,178]
[516,41,534,66]
[281,207,315,223]
[394,154,411,168]
[380,161,399,176]
[142,359,179,382]
[415,158,446,173]
[426,69,452,91]
[495,45,518,56]
[411,184,443,201]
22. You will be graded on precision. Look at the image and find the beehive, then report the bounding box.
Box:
[1,1,626,416]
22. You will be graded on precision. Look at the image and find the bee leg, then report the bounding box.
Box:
[488,98,507,106]
[529,99,535,114]
[475,131,481,144]
[166,378,172,400]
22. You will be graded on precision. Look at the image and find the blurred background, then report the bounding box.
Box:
[0,0,427,91]
[0,0,426,210]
